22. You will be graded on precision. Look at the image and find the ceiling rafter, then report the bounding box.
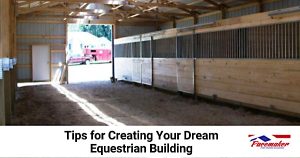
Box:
[203,0,228,9]
[18,2,63,14]
[15,0,263,24]
[17,0,219,10]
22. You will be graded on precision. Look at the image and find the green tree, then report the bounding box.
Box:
[79,24,112,41]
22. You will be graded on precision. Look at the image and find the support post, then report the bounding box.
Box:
[172,17,177,28]
[0,0,13,125]
[192,30,197,100]
[150,36,154,87]
[111,24,116,83]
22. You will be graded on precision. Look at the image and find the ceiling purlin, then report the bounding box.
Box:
[166,0,200,16]
[203,0,228,9]
[15,0,245,23]
[18,1,64,15]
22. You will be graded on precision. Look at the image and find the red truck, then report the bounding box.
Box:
[83,48,112,62]
[68,54,93,65]
[68,48,112,65]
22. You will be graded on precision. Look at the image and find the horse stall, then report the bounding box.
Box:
[114,10,300,117]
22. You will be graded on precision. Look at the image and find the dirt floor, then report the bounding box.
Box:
[10,81,300,125]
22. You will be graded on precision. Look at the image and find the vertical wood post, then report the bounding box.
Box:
[0,0,13,125]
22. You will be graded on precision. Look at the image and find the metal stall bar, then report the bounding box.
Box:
[140,35,143,84]
[269,25,272,59]
[280,24,283,59]
[260,26,267,59]
[295,22,300,59]
[151,36,154,87]
[112,25,116,82]
[250,27,253,58]
[192,30,197,99]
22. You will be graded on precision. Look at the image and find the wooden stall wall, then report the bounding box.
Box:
[114,9,300,116]
[141,58,152,85]
[176,59,194,94]
[195,59,300,114]
[153,58,177,91]
[115,35,152,85]
[115,36,137,82]
[176,34,194,93]
[141,38,152,85]
[115,58,133,81]
[152,37,177,91]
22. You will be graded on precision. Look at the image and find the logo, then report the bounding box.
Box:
[249,134,290,149]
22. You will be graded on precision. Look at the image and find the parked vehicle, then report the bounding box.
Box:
[67,54,92,65]
[83,48,112,62]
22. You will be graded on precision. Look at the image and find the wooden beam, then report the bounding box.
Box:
[258,0,263,12]
[172,16,176,28]
[17,19,66,23]
[18,2,62,14]
[17,35,66,39]
[0,0,12,125]
[17,0,122,3]
[203,0,228,9]
[19,7,191,17]
[17,0,219,10]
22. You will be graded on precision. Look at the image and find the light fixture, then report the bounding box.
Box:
[86,3,110,13]
[94,9,104,14]
[107,0,126,5]
[84,16,94,20]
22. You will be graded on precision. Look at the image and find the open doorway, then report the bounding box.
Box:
[67,24,112,83]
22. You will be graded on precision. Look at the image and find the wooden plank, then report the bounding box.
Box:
[153,58,177,91]
[60,64,67,84]
[50,49,66,53]
[115,58,133,81]
[17,35,66,39]
[17,43,66,47]
[17,19,65,24]
[195,59,300,114]
[141,58,152,85]
[177,58,194,93]
[198,87,300,114]
[17,64,32,68]
[132,58,142,83]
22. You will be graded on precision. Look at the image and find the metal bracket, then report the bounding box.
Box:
[2,58,10,71]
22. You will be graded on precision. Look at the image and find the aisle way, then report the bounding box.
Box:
[11,81,300,125]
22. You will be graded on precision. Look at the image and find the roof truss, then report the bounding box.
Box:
[15,0,260,24]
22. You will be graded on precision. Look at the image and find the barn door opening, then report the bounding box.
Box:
[32,45,50,81]
[67,24,112,83]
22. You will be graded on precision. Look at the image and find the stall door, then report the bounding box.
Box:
[32,45,50,81]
